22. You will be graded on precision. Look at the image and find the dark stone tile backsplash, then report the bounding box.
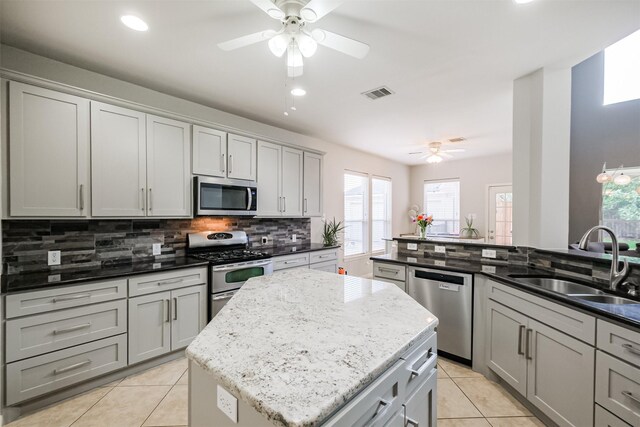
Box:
[2,218,310,274]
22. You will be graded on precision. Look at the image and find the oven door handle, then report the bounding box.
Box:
[212,291,237,302]
[246,187,252,211]
[211,260,273,272]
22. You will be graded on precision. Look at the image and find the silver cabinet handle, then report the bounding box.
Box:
[158,278,183,286]
[221,153,226,173]
[525,328,533,360]
[247,187,252,210]
[280,196,283,212]
[283,196,286,212]
[53,294,90,303]
[164,299,170,323]
[54,359,91,375]
[622,391,640,405]
[173,297,178,321]
[622,343,640,355]
[379,267,398,274]
[141,188,145,211]
[79,184,84,211]
[410,349,436,378]
[406,417,419,427]
[212,292,236,301]
[148,188,152,211]
[367,399,391,424]
[229,154,233,174]
[53,323,92,335]
[517,325,526,355]
[304,198,308,213]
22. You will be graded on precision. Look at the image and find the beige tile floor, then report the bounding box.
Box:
[7,356,546,427]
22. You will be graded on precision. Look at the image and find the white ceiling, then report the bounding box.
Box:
[1,0,639,165]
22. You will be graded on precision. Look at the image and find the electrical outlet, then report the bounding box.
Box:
[434,245,446,254]
[435,259,446,267]
[152,243,162,256]
[407,243,418,251]
[48,250,61,266]
[482,265,497,274]
[482,249,497,259]
[292,234,297,242]
[261,236,268,245]
[217,385,237,422]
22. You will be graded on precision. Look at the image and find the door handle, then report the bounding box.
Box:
[173,297,178,320]
[525,328,533,360]
[141,188,145,211]
[247,187,252,210]
[517,325,526,355]
[283,196,286,212]
[406,417,419,427]
[79,184,84,211]
[164,299,170,323]
[279,196,283,212]
[228,154,233,174]
[304,198,307,213]
[221,153,225,173]
[148,188,152,211]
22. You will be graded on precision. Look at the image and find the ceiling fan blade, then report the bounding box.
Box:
[408,151,426,155]
[218,30,276,51]
[442,149,466,153]
[249,0,286,20]
[311,29,369,59]
[301,0,343,23]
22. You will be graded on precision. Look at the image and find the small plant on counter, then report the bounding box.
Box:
[460,214,480,238]
[412,214,433,239]
[322,217,346,247]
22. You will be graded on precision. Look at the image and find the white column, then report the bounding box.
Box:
[512,67,572,249]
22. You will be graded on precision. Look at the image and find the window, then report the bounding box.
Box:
[604,29,640,106]
[371,177,392,252]
[344,172,368,257]
[424,180,460,235]
[601,166,640,251]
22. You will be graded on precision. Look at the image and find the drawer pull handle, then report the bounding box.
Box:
[54,359,91,375]
[52,294,91,303]
[517,325,526,355]
[378,267,398,274]
[173,297,178,321]
[284,260,304,265]
[406,417,419,427]
[622,343,640,355]
[410,350,437,379]
[53,323,92,335]
[158,278,183,286]
[525,328,533,360]
[622,391,640,405]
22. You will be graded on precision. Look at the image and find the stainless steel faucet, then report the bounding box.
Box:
[578,226,629,291]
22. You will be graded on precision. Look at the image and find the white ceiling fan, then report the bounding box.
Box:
[218,0,370,77]
[409,141,466,163]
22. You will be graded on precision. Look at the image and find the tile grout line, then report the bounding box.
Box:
[449,375,490,419]
[69,385,117,427]
[138,370,187,427]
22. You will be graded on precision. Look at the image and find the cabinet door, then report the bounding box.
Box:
[257,141,282,216]
[486,300,528,396]
[303,152,323,217]
[404,369,437,427]
[128,292,171,364]
[227,134,256,181]
[171,285,207,351]
[91,102,146,217]
[281,146,303,216]
[192,125,227,177]
[527,319,595,427]
[146,115,191,217]
[9,82,89,216]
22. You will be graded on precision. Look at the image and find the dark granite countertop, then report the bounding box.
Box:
[2,257,210,294]
[262,243,340,256]
[371,253,640,329]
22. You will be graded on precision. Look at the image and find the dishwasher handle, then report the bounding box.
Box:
[413,269,466,285]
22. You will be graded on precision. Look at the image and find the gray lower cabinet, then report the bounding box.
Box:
[129,285,206,364]
[372,262,407,292]
[595,350,640,426]
[595,404,633,427]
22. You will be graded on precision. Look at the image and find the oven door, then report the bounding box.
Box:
[211,290,237,318]
[195,176,257,216]
[210,260,274,294]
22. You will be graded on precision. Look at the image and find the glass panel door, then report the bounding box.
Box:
[488,185,513,245]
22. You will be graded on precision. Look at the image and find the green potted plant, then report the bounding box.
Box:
[322,218,345,247]
[460,214,480,239]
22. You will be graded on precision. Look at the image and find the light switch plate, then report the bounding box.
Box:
[435,260,446,267]
[48,250,61,266]
[482,265,497,274]
[152,243,162,256]
[482,249,497,259]
[217,385,238,423]
[407,243,418,251]
[407,257,417,263]
[261,236,268,244]
[292,234,297,242]
[434,246,446,254]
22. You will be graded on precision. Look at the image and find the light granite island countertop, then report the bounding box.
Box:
[186,269,438,427]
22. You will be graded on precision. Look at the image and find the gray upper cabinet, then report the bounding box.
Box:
[9,82,89,217]
[281,146,303,216]
[146,115,191,217]
[257,141,282,216]
[303,152,323,217]
[227,133,257,181]
[91,102,147,217]
[192,125,227,177]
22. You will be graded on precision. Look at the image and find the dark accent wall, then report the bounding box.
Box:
[2,218,310,274]
[569,51,640,243]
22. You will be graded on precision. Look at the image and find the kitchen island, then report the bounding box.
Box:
[186,269,438,427]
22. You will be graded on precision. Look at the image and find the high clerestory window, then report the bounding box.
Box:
[603,29,640,106]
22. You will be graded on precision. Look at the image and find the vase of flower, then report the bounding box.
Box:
[413,214,433,239]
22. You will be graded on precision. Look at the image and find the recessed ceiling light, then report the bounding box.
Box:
[514,0,536,4]
[120,15,148,32]
[291,88,306,97]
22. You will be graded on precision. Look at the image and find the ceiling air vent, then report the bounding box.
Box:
[362,86,394,100]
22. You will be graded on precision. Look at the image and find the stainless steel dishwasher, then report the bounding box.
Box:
[408,266,473,363]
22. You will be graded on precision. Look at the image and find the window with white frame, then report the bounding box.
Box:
[424,180,460,234]
[371,177,392,252]
[604,28,640,106]
[344,172,369,257]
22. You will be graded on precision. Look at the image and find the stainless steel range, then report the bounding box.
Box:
[187,231,273,318]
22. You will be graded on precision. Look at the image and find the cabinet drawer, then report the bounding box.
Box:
[596,405,632,427]
[487,280,596,344]
[309,249,338,264]
[6,279,127,318]
[6,334,127,405]
[323,359,404,427]
[273,253,310,271]
[598,320,640,368]
[309,260,337,274]
[400,332,438,399]
[128,267,207,297]
[596,350,640,426]
[373,262,406,282]
[6,300,127,362]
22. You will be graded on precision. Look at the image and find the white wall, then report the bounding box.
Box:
[0,45,412,276]
[409,153,513,238]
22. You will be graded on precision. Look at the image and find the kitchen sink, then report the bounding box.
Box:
[510,276,604,296]
[573,295,639,305]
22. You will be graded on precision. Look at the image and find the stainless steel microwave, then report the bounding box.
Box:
[194,176,257,216]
